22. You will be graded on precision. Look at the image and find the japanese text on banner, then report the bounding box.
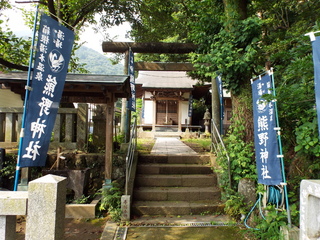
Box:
[252,73,282,185]
[20,14,74,167]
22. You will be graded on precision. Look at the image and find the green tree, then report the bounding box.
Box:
[0,0,138,71]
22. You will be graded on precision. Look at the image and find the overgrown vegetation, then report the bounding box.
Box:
[136,138,155,154]
[182,138,212,154]
[99,182,123,222]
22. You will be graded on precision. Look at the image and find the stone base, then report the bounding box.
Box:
[65,196,101,218]
[300,180,320,239]
[280,225,299,240]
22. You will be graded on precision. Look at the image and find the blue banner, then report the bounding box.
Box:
[20,14,74,167]
[188,95,193,118]
[128,49,136,111]
[215,75,224,133]
[252,73,282,185]
[311,36,320,137]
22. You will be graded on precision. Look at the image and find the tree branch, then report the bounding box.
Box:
[46,0,58,21]
[0,57,29,71]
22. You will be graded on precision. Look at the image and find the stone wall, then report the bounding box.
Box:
[46,152,126,195]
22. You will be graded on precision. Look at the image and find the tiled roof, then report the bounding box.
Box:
[136,71,195,89]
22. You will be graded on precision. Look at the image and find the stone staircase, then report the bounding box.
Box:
[132,154,224,216]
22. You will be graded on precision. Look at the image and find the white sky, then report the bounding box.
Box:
[1,1,131,53]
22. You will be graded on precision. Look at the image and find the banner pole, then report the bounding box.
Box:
[14,5,39,191]
[270,69,292,228]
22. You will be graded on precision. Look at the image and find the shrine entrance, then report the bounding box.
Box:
[156,100,178,125]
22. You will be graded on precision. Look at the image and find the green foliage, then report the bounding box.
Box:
[191,17,263,94]
[70,194,92,204]
[183,138,212,151]
[0,154,16,179]
[0,23,31,71]
[216,117,256,193]
[294,113,320,156]
[131,98,142,124]
[247,204,299,240]
[99,182,123,222]
[224,192,247,220]
[136,138,155,154]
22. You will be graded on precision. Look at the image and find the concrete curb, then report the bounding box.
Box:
[100,222,118,240]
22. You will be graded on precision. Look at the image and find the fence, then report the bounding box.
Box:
[0,104,88,150]
[211,119,232,189]
[125,117,137,195]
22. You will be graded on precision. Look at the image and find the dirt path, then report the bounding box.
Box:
[16,216,107,240]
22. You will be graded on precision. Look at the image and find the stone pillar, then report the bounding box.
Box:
[5,113,13,142]
[65,113,73,142]
[300,180,320,240]
[0,216,16,240]
[0,191,28,240]
[92,104,106,148]
[26,174,67,240]
[0,148,4,188]
[53,113,61,143]
[77,104,88,150]
[121,195,130,221]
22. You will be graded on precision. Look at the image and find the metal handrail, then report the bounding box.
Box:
[211,119,232,189]
[125,117,137,195]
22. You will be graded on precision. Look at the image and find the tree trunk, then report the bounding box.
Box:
[231,83,254,143]
[223,0,253,143]
[223,0,248,20]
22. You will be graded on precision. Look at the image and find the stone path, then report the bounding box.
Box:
[100,137,233,240]
[151,137,198,155]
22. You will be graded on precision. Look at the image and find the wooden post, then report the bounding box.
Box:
[152,99,156,132]
[178,100,182,132]
[104,92,114,185]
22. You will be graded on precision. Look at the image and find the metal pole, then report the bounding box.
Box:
[270,69,292,228]
[14,5,39,191]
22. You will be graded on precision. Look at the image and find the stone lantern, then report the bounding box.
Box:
[203,109,211,133]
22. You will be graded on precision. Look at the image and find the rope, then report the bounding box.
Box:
[267,185,284,208]
[244,185,284,230]
[244,192,265,230]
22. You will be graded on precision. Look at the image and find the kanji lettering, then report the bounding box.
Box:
[38,97,53,116]
[43,74,57,97]
[22,141,41,161]
[31,118,47,138]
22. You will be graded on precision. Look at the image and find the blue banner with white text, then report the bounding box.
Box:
[252,73,282,185]
[188,95,193,118]
[20,14,74,167]
[216,75,224,133]
[128,49,136,111]
[311,36,320,137]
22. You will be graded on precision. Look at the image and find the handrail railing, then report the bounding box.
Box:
[125,117,137,195]
[211,119,232,189]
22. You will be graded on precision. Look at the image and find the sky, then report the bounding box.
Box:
[2,1,131,53]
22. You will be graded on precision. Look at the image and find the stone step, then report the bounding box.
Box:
[135,174,217,187]
[154,132,181,138]
[132,200,225,216]
[137,164,213,175]
[138,154,211,164]
[133,186,221,201]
